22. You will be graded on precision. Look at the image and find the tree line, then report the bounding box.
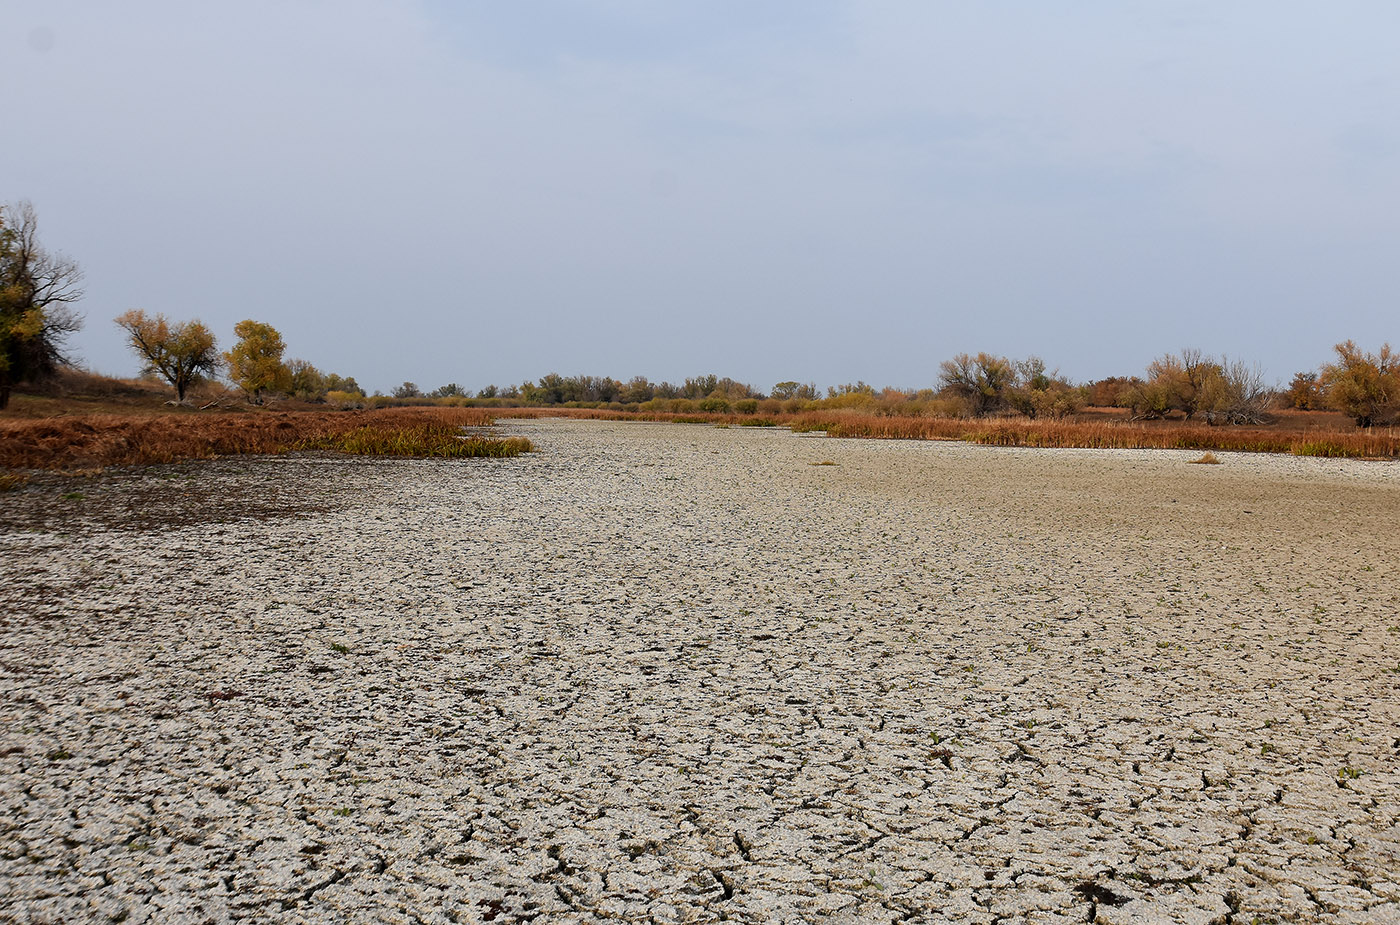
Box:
[111,311,362,404]
[384,345,1395,429]
[3,201,1396,427]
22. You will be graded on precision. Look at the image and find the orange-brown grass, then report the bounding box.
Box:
[0,407,512,470]
[785,412,1400,458]
[491,406,1398,458]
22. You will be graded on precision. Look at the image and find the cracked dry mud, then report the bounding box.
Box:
[2,418,1399,924]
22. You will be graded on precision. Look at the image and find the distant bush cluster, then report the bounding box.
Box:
[1116,349,1270,425]
[308,341,1396,431]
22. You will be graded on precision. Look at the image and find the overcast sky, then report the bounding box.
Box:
[7,2,1398,394]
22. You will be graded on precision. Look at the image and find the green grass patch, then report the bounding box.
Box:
[1291,440,1364,458]
[299,424,533,458]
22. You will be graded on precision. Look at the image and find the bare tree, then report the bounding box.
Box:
[1200,357,1271,425]
[0,201,85,408]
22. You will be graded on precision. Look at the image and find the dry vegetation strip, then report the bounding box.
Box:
[0,407,529,471]
[783,412,1400,458]
[4,404,1396,472]
[502,407,1400,458]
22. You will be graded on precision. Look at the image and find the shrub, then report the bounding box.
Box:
[287,359,327,401]
[1320,341,1398,427]
[325,390,364,409]
[1198,358,1271,425]
[1120,350,1270,424]
[938,352,1017,417]
[1086,377,1135,407]
[1285,371,1323,410]
[733,398,759,415]
[781,398,810,414]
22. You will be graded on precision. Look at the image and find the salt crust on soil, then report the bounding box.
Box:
[2,419,1398,924]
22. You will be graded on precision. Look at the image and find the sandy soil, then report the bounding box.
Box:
[2,419,1398,924]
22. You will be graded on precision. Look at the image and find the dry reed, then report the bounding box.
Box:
[0,407,518,470]
[783,412,1399,458]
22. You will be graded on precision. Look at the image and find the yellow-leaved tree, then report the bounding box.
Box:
[114,309,219,402]
[224,319,291,403]
[1,202,85,409]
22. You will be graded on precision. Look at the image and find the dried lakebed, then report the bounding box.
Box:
[2,418,1399,924]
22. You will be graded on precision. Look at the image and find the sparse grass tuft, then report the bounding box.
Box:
[1191,452,1221,465]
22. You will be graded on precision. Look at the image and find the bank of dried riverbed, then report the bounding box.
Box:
[2,419,1398,923]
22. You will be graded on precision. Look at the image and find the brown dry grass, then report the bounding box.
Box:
[496,406,1397,458]
[0,407,503,470]
[783,411,1399,458]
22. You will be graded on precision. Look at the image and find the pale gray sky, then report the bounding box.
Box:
[7,1,1398,394]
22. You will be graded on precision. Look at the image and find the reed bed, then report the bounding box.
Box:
[785,412,1400,458]
[507,406,1397,458]
[0,407,525,470]
[5,402,1392,471]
